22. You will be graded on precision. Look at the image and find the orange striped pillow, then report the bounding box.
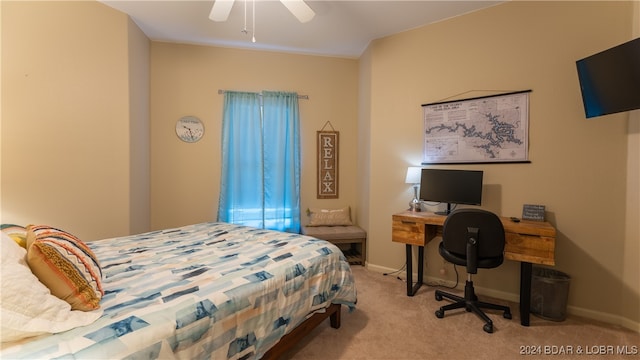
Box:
[26,225,103,311]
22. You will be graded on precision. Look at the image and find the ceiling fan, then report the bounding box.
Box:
[209,0,316,23]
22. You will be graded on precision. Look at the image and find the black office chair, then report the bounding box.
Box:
[434,208,512,333]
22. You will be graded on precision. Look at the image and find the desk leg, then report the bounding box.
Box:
[520,262,533,326]
[405,244,424,296]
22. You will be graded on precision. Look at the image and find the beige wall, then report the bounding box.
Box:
[149,43,359,230]
[1,1,150,240]
[362,1,638,329]
[128,17,151,235]
[623,0,640,330]
[1,2,3,214]
[1,0,638,331]
[356,47,373,232]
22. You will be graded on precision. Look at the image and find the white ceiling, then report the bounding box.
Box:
[99,1,503,58]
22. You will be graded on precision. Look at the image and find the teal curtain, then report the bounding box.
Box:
[217,91,301,233]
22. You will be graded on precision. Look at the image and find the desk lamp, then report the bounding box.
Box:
[405,167,422,212]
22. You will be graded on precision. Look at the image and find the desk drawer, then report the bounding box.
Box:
[392,219,425,246]
[505,233,555,266]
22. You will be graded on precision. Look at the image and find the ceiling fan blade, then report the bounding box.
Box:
[280,0,315,23]
[209,0,235,22]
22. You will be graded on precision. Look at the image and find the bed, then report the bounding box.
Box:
[0,222,357,359]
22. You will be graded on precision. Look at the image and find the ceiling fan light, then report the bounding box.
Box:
[209,0,235,22]
[280,0,315,23]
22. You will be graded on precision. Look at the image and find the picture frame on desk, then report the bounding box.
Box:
[522,204,545,221]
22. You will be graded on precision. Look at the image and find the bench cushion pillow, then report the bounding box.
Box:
[307,207,352,226]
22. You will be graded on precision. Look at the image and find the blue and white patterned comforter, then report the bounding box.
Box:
[1,222,357,359]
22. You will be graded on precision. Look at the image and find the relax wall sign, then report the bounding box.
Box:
[317,130,339,199]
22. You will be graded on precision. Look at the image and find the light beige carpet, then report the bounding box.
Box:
[281,266,639,359]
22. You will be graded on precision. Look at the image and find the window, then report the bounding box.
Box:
[217,91,301,233]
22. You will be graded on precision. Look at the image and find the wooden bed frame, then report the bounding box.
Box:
[261,303,342,359]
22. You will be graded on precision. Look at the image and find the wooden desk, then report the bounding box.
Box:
[391,210,556,326]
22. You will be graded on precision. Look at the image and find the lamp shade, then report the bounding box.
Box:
[405,167,422,184]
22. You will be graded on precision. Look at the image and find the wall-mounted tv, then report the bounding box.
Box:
[576,37,640,119]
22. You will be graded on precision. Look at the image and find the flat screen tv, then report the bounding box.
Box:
[419,169,483,215]
[576,37,640,118]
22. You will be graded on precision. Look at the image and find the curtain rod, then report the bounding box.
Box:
[218,89,309,100]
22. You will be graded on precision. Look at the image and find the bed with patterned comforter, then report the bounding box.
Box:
[0,222,357,359]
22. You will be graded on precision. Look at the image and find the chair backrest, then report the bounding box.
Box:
[441,208,505,268]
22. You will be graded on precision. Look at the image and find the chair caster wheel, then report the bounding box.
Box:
[435,310,444,318]
[503,312,512,319]
[435,293,443,301]
[483,323,493,333]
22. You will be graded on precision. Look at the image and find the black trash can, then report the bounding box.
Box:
[530,267,571,321]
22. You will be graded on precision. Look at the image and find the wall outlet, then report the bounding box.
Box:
[440,260,449,275]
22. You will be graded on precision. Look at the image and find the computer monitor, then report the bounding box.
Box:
[419,169,483,215]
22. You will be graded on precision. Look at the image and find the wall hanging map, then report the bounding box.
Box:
[422,90,531,164]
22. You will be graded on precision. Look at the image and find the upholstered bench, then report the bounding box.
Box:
[302,225,366,265]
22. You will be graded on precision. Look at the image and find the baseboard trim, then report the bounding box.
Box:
[364,263,639,333]
[566,305,640,333]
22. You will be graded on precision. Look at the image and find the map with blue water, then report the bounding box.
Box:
[422,91,529,164]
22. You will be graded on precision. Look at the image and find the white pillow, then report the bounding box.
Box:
[306,207,353,226]
[0,232,103,343]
